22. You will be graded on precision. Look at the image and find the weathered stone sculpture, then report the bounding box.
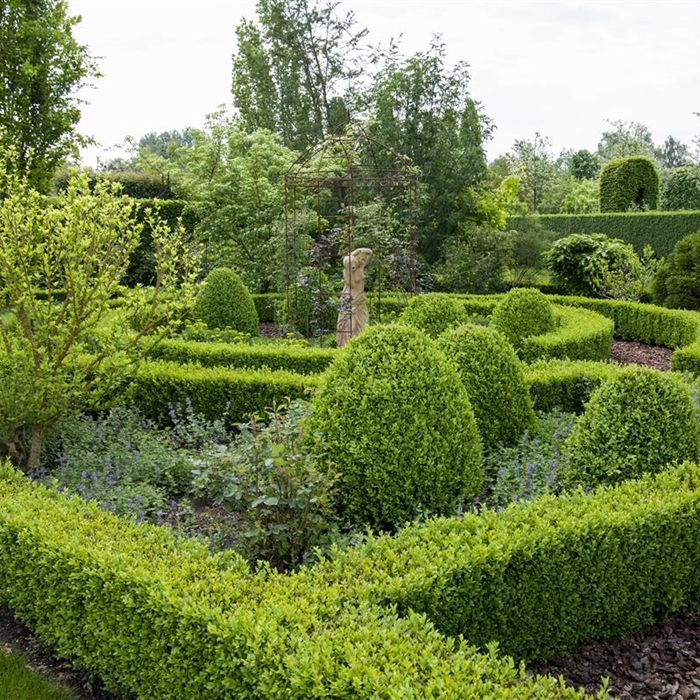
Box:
[336,247,373,347]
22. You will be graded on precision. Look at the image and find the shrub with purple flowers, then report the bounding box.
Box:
[483,410,576,509]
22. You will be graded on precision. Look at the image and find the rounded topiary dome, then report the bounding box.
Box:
[599,156,660,212]
[559,367,700,490]
[399,293,470,338]
[437,324,537,449]
[305,324,483,530]
[490,288,556,353]
[192,268,259,335]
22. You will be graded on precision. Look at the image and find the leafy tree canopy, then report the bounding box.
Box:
[0,0,100,192]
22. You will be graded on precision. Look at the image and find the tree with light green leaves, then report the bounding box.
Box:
[0,0,100,192]
[0,162,198,470]
[231,0,368,152]
[177,110,300,292]
[506,132,559,214]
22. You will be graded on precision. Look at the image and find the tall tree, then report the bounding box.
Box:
[231,0,368,152]
[0,0,100,192]
[659,135,691,169]
[596,119,659,164]
[366,38,492,263]
[506,133,558,213]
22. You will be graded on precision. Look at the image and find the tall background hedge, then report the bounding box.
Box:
[508,211,700,257]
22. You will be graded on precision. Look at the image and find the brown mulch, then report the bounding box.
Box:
[0,337,690,700]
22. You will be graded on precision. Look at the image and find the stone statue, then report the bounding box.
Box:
[336,247,373,347]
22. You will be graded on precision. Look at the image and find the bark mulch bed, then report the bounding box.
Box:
[0,337,690,700]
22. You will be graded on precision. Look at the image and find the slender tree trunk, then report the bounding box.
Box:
[27,425,46,472]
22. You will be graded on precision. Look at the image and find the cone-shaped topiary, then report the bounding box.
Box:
[490,288,556,354]
[399,293,471,338]
[437,324,537,449]
[651,231,700,310]
[192,268,259,335]
[559,367,700,490]
[305,324,483,531]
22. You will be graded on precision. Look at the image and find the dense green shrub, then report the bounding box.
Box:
[129,361,319,425]
[490,288,555,352]
[436,224,512,293]
[252,293,283,323]
[524,359,622,414]
[192,268,259,335]
[652,231,700,310]
[305,324,483,530]
[544,232,641,297]
[437,324,537,448]
[0,467,593,699]
[327,460,700,663]
[149,339,336,375]
[559,368,700,490]
[599,156,660,212]
[509,211,700,258]
[661,166,700,211]
[518,305,613,363]
[398,293,470,338]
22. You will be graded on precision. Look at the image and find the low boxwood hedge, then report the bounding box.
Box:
[0,466,589,700]
[148,339,336,375]
[129,361,319,425]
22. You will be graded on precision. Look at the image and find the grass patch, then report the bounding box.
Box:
[0,650,79,700]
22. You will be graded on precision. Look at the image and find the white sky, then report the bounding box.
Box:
[67,0,700,167]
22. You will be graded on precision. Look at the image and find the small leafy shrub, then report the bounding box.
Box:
[192,268,259,334]
[191,400,340,571]
[437,224,513,293]
[652,231,700,310]
[437,324,537,448]
[276,266,338,339]
[483,410,576,508]
[490,287,556,352]
[398,293,470,338]
[544,232,644,298]
[305,324,483,531]
[559,368,700,490]
[180,319,254,344]
[661,166,700,211]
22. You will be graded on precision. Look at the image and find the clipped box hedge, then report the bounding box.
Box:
[315,460,700,663]
[524,359,622,414]
[509,211,700,257]
[519,306,613,363]
[0,468,589,700]
[149,339,336,375]
[129,361,319,424]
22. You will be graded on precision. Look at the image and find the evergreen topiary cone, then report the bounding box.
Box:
[559,367,700,490]
[399,293,470,338]
[437,324,537,449]
[490,287,555,354]
[192,268,259,335]
[305,324,483,531]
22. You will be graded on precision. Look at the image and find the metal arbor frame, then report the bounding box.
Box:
[283,126,418,340]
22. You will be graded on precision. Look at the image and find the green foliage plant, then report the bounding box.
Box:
[0,166,197,470]
[544,232,643,298]
[490,287,556,353]
[192,400,340,571]
[0,1,100,193]
[192,267,259,335]
[130,360,319,426]
[437,324,537,448]
[661,166,700,211]
[437,224,513,293]
[305,324,483,530]
[398,293,470,338]
[509,211,700,259]
[276,266,338,338]
[652,231,700,310]
[559,368,700,490]
[599,156,660,212]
